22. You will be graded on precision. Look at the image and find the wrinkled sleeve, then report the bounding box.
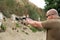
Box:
[41,19,58,29]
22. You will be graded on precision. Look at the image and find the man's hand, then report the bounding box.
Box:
[26,18,34,24]
[26,18,42,28]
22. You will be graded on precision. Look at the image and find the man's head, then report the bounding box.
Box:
[46,9,59,19]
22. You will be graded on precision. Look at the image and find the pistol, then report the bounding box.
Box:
[19,17,28,20]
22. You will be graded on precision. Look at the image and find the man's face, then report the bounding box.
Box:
[46,13,57,20]
[46,9,58,20]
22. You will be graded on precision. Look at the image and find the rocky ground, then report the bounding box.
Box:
[0,19,46,40]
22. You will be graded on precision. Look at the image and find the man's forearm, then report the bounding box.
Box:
[29,21,42,28]
[33,21,42,28]
[26,18,43,28]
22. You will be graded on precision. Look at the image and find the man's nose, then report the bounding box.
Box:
[47,16,52,19]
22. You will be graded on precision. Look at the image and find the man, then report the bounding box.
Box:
[26,9,60,40]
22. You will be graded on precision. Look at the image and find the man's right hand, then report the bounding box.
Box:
[26,18,34,24]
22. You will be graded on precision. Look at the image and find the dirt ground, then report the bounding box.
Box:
[0,19,46,40]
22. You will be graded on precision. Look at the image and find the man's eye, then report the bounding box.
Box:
[46,16,48,17]
[47,15,51,17]
[51,14,54,15]
[46,15,51,18]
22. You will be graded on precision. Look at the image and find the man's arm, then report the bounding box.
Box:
[26,18,42,28]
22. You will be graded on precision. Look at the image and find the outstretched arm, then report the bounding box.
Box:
[26,18,42,28]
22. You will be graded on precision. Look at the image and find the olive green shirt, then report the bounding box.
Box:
[42,18,60,40]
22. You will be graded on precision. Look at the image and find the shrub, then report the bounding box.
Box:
[16,23,20,27]
[1,24,6,31]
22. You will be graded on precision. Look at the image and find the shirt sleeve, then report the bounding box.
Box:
[41,19,59,29]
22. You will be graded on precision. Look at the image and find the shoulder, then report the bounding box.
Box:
[42,19,60,23]
[41,19,60,29]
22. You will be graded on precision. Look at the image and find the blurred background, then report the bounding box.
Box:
[0,0,60,21]
[0,0,60,40]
